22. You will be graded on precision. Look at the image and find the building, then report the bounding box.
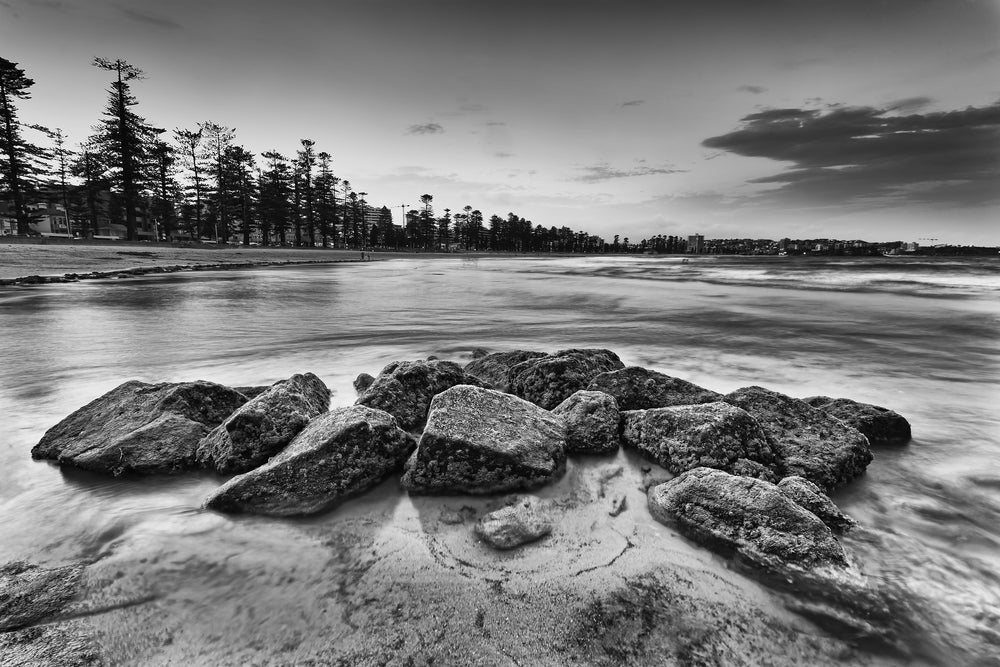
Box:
[687,234,704,254]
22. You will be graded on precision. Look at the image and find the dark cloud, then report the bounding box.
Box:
[574,162,685,183]
[886,96,933,113]
[113,3,181,29]
[621,100,645,107]
[406,122,444,135]
[702,101,1000,207]
[738,85,767,94]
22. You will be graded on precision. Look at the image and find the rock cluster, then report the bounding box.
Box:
[803,396,912,445]
[31,380,248,475]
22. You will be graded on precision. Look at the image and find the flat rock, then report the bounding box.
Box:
[723,386,873,492]
[204,405,414,516]
[587,366,721,410]
[507,348,625,410]
[463,349,548,390]
[803,396,912,445]
[648,467,848,571]
[621,402,778,479]
[31,380,248,475]
[196,372,331,475]
[357,360,487,431]
[401,385,566,494]
[551,390,621,454]
[0,561,83,631]
[777,476,856,533]
[474,498,552,549]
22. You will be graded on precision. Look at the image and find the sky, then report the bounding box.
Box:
[2,0,998,244]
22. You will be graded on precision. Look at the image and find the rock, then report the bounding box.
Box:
[474,498,552,549]
[470,347,490,359]
[723,386,873,492]
[463,349,548,390]
[234,385,271,400]
[0,561,83,631]
[507,348,625,410]
[205,405,414,516]
[357,360,487,431]
[196,373,331,475]
[648,467,848,570]
[640,468,673,492]
[803,396,912,445]
[621,402,778,479]
[587,366,721,410]
[777,476,856,533]
[31,380,248,475]
[551,390,621,454]
[401,385,566,495]
[609,495,628,517]
[353,373,375,393]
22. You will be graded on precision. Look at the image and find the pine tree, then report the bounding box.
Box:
[48,128,75,236]
[150,139,177,240]
[174,127,204,239]
[92,57,157,241]
[297,139,316,247]
[0,57,46,235]
[260,151,292,246]
[199,121,235,241]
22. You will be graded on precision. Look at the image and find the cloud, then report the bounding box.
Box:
[702,101,1000,208]
[738,85,767,94]
[113,3,181,29]
[886,96,933,113]
[406,122,444,135]
[495,152,514,158]
[574,162,686,183]
[486,121,506,127]
[621,100,645,107]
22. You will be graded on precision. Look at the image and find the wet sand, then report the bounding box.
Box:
[4,452,870,666]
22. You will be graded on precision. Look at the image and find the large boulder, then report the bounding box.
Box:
[551,390,621,454]
[648,467,848,571]
[777,476,856,534]
[802,396,912,445]
[463,350,548,390]
[0,561,83,631]
[196,373,331,475]
[621,402,778,479]
[587,366,721,410]
[507,348,625,410]
[356,360,487,431]
[474,497,553,549]
[31,380,248,475]
[204,405,414,516]
[401,385,566,494]
[723,386,873,492]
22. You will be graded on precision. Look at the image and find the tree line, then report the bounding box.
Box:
[1,56,619,252]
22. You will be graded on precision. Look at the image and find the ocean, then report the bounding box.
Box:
[1,254,998,665]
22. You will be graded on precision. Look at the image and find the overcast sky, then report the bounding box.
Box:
[2,0,998,244]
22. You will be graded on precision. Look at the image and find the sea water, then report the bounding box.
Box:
[1,254,998,661]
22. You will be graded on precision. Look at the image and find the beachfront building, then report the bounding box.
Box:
[0,200,71,237]
[687,234,704,254]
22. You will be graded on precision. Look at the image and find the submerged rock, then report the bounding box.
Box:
[204,405,414,516]
[587,366,721,410]
[777,476,856,533]
[474,497,553,549]
[357,359,487,431]
[31,380,248,475]
[803,396,912,445]
[196,372,331,475]
[401,385,566,494]
[648,467,848,570]
[463,349,548,390]
[621,402,778,479]
[723,386,873,492]
[551,390,621,454]
[507,348,625,410]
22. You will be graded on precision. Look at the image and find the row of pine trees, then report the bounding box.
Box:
[1,56,620,252]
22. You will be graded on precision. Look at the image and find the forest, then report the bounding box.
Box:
[0,56,629,253]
